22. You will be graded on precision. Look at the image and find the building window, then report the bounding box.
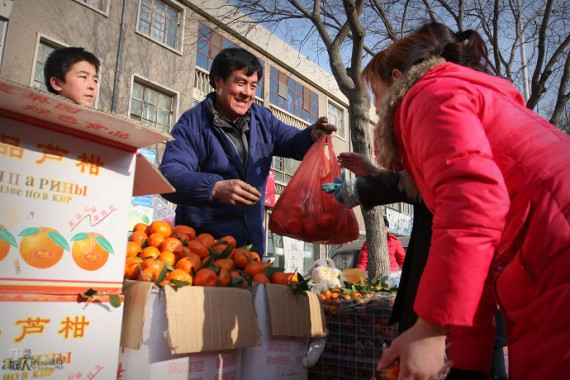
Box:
[75,0,110,14]
[130,80,175,134]
[0,18,7,68]
[402,202,414,216]
[137,0,182,51]
[270,66,318,124]
[196,23,264,99]
[267,230,319,273]
[32,39,64,91]
[328,101,345,139]
[196,23,236,71]
[271,157,300,184]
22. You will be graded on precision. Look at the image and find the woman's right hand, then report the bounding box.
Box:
[378,318,448,379]
[338,152,380,177]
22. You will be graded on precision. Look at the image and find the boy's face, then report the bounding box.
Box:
[49,60,98,106]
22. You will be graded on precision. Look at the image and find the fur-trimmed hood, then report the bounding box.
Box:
[374,57,446,170]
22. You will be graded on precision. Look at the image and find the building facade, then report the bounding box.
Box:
[0,0,412,273]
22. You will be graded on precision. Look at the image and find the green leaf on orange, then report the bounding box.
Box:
[95,235,114,254]
[48,231,70,251]
[71,232,89,241]
[0,227,17,247]
[18,227,39,237]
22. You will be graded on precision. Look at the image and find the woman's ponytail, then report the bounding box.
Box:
[402,23,496,75]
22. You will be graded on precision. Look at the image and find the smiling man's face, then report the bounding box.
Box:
[214,68,258,122]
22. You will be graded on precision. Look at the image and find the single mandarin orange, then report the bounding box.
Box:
[126,241,142,258]
[0,224,13,261]
[141,246,160,260]
[139,267,158,282]
[125,263,141,280]
[175,254,201,274]
[172,225,196,240]
[244,261,264,278]
[160,237,183,255]
[133,223,150,234]
[129,230,148,246]
[193,268,217,287]
[141,258,163,272]
[285,272,299,284]
[147,233,165,248]
[252,272,270,283]
[217,268,231,287]
[172,232,192,245]
[71,232,110,271]
[216,235,237,249]
[195,233,215,248]
[213,258,234,272]
[209,243,229,256]
[169,269,192,285]
[19,227,65,269]
[158,251,176,267]
[187,240,209,259]
[125,256,143,268]
[249,251,261,262]
[149,220,172,239]
[233,249,251,269]
[230,270,247,289]
[271,271,289,286]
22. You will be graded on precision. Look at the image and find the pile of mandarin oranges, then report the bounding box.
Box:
[124,220,298,288]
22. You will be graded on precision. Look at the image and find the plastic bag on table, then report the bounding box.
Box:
[269,135,359,244]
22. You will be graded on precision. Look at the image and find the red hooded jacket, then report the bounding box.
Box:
[388,61,570,377]
[356,234,406,272]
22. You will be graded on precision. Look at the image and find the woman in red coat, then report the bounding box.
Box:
[362,23,570,378]
[356,215,406,272]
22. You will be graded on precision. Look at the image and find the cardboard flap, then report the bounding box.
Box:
[0,78,172,148]
[265,284,327,338]
[133,153,175,196]
[165,286,260,354]
[120,280,154,349]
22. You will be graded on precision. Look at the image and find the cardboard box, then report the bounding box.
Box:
[119,281,259,380]
[120,280,260,354]
[0,292,124,380]
[0,79,174,295]
[119,347,242,380]
[241,284,327,379]
[262,283,327,339]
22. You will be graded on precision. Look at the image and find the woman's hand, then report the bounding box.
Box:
[338,152,381,177]
[378,318,448,379]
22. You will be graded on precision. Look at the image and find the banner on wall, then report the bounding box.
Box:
[264,171,276,207]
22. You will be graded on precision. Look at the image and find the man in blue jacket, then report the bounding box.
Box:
[159,47,335,255]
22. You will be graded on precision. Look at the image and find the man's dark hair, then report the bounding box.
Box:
[383,215,390,228]
[209,47,263,88]
[44,47,100,94]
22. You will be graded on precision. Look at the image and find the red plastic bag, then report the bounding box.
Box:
[269,135,359,244]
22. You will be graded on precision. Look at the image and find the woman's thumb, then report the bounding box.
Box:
[377,344,399,370]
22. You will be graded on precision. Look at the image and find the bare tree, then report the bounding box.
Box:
[209,0,569,278]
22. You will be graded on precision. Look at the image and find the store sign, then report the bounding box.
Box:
[283,236,304,274]
[264,171,276,207]
[385,208,413,236]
